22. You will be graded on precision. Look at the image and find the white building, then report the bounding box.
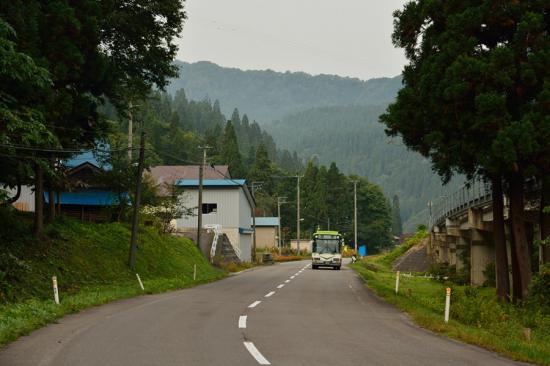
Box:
[174,179,255,262]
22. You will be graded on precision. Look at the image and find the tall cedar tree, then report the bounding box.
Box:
[391,195,403,236]
[381,1,549,300]
[221,121,245,178]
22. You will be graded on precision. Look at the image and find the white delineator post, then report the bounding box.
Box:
[444,287,451,323]
[52,276,60,304]
[395,271,400,294]
[193,264,197,281]
[136,273,145,291]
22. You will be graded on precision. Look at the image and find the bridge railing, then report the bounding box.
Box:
[432,179,492,227]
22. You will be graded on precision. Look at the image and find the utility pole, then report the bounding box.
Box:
[251,182,262,262]
[197,146,210,249]
[278,197,287,255]
[353,180,358,257]
[127,101,133,160]
[128,132,146,270]
[296,175,301,255]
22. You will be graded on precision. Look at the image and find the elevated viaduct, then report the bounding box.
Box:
[430,179,542,285]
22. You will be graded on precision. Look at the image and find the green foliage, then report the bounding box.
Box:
[530,264,550,311]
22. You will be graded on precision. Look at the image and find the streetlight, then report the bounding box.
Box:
[251,182,263,262]
[277,196,287,255]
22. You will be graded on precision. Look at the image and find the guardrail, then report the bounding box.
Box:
[431,179,492,227]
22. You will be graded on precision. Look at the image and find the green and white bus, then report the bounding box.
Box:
[311,230,343,270]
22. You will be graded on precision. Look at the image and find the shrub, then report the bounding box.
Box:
[529,264,550,311]
[483,262,496,287]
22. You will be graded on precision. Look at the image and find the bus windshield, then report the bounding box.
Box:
[313,237,340,254]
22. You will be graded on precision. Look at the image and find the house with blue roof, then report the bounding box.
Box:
[44,150,124,222]
[7,149,121,220]
[174,179,255,262]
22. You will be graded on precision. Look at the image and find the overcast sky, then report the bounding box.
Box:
[176,0,409,81]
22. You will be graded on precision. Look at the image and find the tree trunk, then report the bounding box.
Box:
[48,189,55,223]
[508,173,532,300]
[509,223,522,303]
[492,176,510,302]
[541,175,550,263]
[56,191,61,216]
[33,163,44,236]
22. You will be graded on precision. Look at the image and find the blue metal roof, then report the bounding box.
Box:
[253,217,280,227]
[175,179,246,187]
[65,146,112,171]
[44,190,127,206]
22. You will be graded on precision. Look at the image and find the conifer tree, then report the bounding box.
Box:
[221,121,245,178]
[381,0,549,300]
[391,195,403,237]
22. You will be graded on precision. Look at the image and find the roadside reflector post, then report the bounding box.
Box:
[136,273,145,291]
[444,287,451,323]
[193,264,197,281]
[395,271,400,294]
[52,276,60,304]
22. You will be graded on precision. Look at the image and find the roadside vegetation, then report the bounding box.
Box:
[0,209,225,347]
[351,231,550,365]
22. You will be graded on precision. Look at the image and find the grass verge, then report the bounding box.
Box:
[350,231,550,366]
[0,212,226,347]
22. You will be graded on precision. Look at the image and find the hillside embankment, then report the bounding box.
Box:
[0,210,225,347]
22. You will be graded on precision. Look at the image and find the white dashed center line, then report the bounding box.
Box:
[244,342,271,365]
[265,291,275,298]
[277,284,284,289]
[239,315,247,329]
[285,279,290,283]
[248,301,261,308]
[290,276,295,279]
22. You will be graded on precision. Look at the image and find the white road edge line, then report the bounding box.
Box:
[285,280,290,283]
[248,301,261,308]
[244,341,271,365]
[265,291,276,298]
[277,284,284,289]
[239,315,247,329]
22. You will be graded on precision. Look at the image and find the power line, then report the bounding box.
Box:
[0,143,134,154]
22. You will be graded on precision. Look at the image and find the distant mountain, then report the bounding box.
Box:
[264,105,463,231]
[169,60,402,123]
[167,61,461,232]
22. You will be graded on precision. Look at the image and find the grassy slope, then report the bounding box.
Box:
[0,212,225,347]
[350,232,550,366]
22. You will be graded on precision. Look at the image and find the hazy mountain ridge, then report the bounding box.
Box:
[169,60,402,123]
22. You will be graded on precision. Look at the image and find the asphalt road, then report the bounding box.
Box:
[0,260,529,366]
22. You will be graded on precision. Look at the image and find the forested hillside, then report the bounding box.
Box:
[168,61,402,122]
[265,105,463,230]
[168,61,461,231]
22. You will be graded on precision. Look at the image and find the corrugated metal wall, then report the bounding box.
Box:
[4,185,35,212]
[176,188,242,228]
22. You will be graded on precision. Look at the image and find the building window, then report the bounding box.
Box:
[202,203,217,214]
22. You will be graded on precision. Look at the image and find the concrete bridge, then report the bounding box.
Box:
[429,179,541,285]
